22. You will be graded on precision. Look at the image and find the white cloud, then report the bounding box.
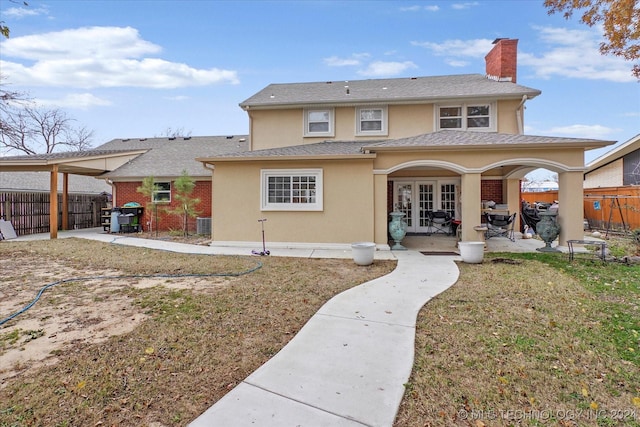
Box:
[546,124,619,139]
[165,95,190,101]
[399,5,422,12]
[0,26,240,89]
[2,6,49,18]
[324,56,359,67]
[451,2,479,10]
[358,61,418,77]
[519,26,636,83]
[445,59,470,67]
[411,38,494,58]
[324,53,370,67]
[399,5,439,12]
[36,93,112,110]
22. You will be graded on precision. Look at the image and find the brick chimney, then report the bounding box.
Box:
[485,38,518,83]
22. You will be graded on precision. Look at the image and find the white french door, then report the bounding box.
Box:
[394,180,459,233]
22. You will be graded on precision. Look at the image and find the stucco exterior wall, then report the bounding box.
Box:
[247,101,525,151]
[372,147,585,172]
[211,159,376,244]
[583,159,623,188]
[496,99,521,133]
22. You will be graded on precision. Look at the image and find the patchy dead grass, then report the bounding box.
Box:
[395,254,640,427]
[0,238,395,426]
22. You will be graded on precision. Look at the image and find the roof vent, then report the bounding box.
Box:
[168,137,176,140]
[139,138,147,141]
[239,138,246,142]
[183,136,191,140]
[122,139,129,142]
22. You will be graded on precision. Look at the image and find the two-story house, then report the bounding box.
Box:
[198,38,614,248]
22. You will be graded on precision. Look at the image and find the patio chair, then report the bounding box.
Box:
[428,210,453,235]
[484,212,516,241]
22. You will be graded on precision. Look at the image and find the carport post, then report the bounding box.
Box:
[62,172,69,230]
[50,165,58,239]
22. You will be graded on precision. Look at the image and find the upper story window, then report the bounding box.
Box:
[356,106,388,136]
[304,108,334,137]
[153,182,171,203]
[261,169,323,211]
[437,103,495,131]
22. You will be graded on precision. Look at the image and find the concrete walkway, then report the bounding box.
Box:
[10,228,459,426]
[190,251,459,427]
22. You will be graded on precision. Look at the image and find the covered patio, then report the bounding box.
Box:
[0,150,146,238]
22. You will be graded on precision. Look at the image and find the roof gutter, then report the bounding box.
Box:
[197,153,377,163]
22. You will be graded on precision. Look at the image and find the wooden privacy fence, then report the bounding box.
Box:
[522,187,640,232]
[0,192,109,236]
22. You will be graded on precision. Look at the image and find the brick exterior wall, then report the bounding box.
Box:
[481,179,503,204]
[485,38,518,83]
[113,180,212,232]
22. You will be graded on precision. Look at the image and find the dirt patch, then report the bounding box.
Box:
[0,256,230,387]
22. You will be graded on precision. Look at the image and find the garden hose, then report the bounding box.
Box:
[0,260,263,327]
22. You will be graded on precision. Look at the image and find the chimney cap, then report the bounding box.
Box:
[492,38,509,44]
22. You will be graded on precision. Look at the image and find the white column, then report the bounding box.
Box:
[460,173,482,241]
[557,171,584,246]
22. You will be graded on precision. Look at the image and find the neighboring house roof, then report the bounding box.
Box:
[199,131,614,162]
[239,74,541,109]
[0,171,111,193]
[586,133,640,172]
[99,135,249,179]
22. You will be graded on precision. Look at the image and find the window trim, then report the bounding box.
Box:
[152,181,171,203]
[436,102,496,132]
[303,108,335,137]
[260,169,323,211]
[355,106,388,136]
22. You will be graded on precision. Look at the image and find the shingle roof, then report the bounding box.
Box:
[364,130,614,150]
[240,74,541,108]
[1,149,142,161]
[0,171,110,193]
[203,140,375,159]
[200,131,614,162]
[98,135,249,178]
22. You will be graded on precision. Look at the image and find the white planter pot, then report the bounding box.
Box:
[458,241,485,264]
[351,242,376,266]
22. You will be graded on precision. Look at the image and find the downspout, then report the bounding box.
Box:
[516,95,528,134]
[104,178,115,206]
[202,162,215,239]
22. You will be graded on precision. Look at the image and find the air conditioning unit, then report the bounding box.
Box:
[196,217,211,235]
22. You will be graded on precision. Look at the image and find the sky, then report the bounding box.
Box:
[1,0,638,180]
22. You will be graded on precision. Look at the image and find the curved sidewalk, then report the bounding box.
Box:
[190,251,459,427]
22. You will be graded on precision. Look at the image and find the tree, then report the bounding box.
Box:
[0,105,94,154]
[137,176,160,235]
[544,0,640,78]
[156,126,192,138]
[163,170,201,237]
[1,1,29,39]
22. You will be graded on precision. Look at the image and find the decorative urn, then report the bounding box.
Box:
[536,211,561,252]
[388,211,408,250]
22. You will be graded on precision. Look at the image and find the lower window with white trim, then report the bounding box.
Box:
[261,169,323,211]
